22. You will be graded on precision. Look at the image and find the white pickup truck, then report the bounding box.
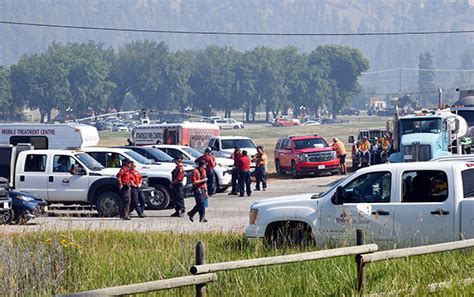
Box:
[82,147,194,210]
[0,146,152,217]
[246,161,474,246]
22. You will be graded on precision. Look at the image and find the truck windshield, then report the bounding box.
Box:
[75,153,104,171]
[144,148,173,162]
[221,139,257,150]
[124,151,153,164]
[183,147,202,159]
[293,138,328,149]
[400,118,442,134]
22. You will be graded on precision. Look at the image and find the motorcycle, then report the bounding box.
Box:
[2,191,48,224]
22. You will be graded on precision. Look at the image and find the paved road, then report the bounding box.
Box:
[0,175,343,234]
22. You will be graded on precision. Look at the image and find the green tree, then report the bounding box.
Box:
[0,66,14,120]
[189,46,238,116]
[309,45,369,118]
[52,42,116,117]
[418,52,436,107]
[233,51,257,121]
[250,47,283,121]
[114,40,171,110]
[10,52,71,123]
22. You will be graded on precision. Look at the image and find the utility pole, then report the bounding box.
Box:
[399,68,402,99]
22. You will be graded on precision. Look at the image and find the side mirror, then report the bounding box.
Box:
[70,164,85,175]
[348,136,355,143]
[334,186,344,205]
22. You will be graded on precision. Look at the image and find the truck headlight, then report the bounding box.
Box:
[249,209,258,224]
[17,195,35,202]
[298,154,309,162]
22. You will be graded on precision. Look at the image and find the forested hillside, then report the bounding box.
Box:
[1,0,473,96]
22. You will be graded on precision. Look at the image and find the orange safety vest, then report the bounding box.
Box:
[381,139,390,151]
[332,140,346,156]
[358,141,370,152]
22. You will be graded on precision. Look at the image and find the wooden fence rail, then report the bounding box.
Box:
[361,238,474,263]
[190,243,378,275]
[60,273,218,297]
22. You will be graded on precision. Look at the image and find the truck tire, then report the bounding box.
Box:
[147,184,170,210]
[96,191,122,217]
[275,160,284,175]
[0,209,14,225]
[233,125,240,129]
[265,221,313,247]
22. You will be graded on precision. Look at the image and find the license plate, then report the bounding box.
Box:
[318,165,326,169]
[43,206,48,212]
[3,202,8,209]
[404,154,413,160]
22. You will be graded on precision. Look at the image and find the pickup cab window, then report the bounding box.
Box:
[24,154,47,172]
[340,171,391,203]
[53,155,77,173]
[462,169,474,198]
[402,170,448,203]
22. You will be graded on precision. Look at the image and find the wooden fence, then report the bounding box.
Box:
[61,230,474,296]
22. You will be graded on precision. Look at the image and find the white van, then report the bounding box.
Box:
[0,123,100,149]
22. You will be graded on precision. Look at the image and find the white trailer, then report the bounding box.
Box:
[0,123,99,149]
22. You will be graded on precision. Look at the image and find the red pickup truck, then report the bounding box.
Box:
[274,134,340,178]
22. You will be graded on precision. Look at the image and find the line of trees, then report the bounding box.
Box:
[0,41,369,123]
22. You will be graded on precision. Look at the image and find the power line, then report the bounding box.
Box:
[1,20,474,37]
[363,68,474,75]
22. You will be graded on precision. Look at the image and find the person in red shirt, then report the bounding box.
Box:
[116,159,132,220]
[238,150,252,197]
[196,147,217,196]
[229,146,241,195]
[130,161,146,218]
[187,160,208,223]
[170,156,185,217]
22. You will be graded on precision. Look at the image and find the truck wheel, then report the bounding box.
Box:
[275,160,284,175]
[234,125,240,129]
[96,192,122,217]
[147,184,170,210]
[291,161,299,178]
[0,209,14,225]
[265,222,313,247]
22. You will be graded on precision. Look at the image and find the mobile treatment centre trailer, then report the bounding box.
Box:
[0,123,100,149]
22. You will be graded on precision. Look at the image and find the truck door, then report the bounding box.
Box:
[320,170,395,244]
[47,154,90,202]
[16,153,49,200]
[396,169,455,245]
[280,139,291,169]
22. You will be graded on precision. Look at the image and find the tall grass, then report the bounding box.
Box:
[1,231,473,296]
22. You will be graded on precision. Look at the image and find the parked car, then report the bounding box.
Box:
[340,107,360,116]
[0,177,12,224]
[214,118,244,129]
[274,134,340,178]
[272,116,300,127]
[4,191,48,224]
[302,120,321,126]
[112,123,129,132]
[320,118,349,125]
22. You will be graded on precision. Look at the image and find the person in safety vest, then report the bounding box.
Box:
[332,138,347,175]
[357,136,371,167]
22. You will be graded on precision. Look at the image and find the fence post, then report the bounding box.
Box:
[195,241,206,297]
[355,229,365,295]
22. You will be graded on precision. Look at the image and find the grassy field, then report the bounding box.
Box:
[1,231,473,296]
[99,115,388,173]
